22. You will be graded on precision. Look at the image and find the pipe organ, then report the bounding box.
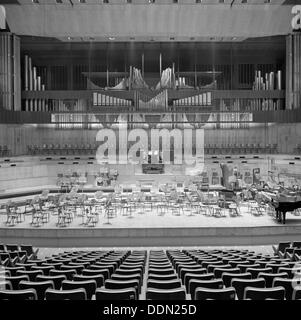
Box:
[286,33,301,110]
[0,33,21,111]
[93,92,131,107]
[23,54,47,112]
[173,92,212,107]
[250,70,283,111]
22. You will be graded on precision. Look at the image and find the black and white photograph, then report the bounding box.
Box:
[0,0,301,312]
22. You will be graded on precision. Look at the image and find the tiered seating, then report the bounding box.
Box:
[1,244,301,300]
[27,143,97,156]
[0,247,146,300]
[204,143,278,155]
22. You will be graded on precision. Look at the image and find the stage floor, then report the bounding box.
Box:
[1,195,301,247]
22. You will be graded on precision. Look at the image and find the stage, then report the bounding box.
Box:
[1,192,301,247]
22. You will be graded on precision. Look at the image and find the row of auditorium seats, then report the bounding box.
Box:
[26,143,279,157]
[0,242,301,300]
[205,143,278,155]
[27,144,97,156]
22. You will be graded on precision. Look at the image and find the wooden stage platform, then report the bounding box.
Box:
[1,191,301,247]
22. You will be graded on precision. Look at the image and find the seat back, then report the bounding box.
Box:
[189,279,224,298]
[19,280,54,300]
[222,272,252,287]
[195,287,236,300]
[147,279,181,290]
[95,288,136,300]
[146,288,186,300]
[0,289,37,300]
[231,278,266,300]
[73,274,104,288]
[36,275,66,290]
[257,272,288,287]
[273,278,300,300]
[244,286,285,300]
[62,280,96,300]
[45,288,87,300]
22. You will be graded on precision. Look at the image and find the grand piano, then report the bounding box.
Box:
[272,193,301,224]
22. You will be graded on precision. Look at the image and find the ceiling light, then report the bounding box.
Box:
[109,37,115,40]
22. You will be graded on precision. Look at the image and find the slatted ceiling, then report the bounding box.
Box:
[4,3,293,39]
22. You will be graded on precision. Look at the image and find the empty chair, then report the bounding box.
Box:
[266,263,289,273]
[0,289,37,300]
[208,264,231,274]
[111,274,142,290]
[237,263,260,273]
[105,279,139,297]
[16,269,43,281]
[246,267,272,279]
[278,266,301,279]
[231,278,266,300]
[195,287,236,300]
[244,286,285,300]
[214,267,240,279]
[146,288,186,300]
[73,274,104,288]
[273,278,300,300]
[147,268,175,276]
[83,268,109,280]
[49,269,76,280]
[147,279,182,290]
[179,268,207,283]
[222,272,252,287]
[3,275,29,290]
[258,272,288,288]
[19,280,54,300]
[189,278,224,298]
[4,266,25,277]
[45,288,87,300]
[61,264,84,274]
[36,275,66,290]
[96,288,137,300]
[184,273,215,291]
[148,274,178,281]
[62,280,96,300]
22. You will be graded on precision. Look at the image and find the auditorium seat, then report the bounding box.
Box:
[19,280,54,300]
[272,278,299,300]
[45,288,87,300]
[189,279,224,299]
[231,278,266,300]
[62,280,97,300]
[16,269,43,281]
[147,279,182,290]
[146,288,186,300]
[96,288,137,300]
[0,289,37,300]
[36,275,66,290]
[244,286,285,300]
[222,272,252,287]
[194,287,236,300]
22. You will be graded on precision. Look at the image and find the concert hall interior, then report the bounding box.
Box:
[1,0,301,301]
